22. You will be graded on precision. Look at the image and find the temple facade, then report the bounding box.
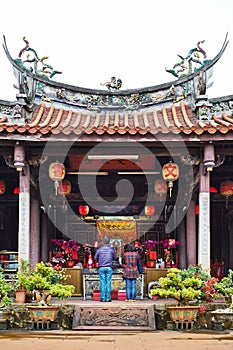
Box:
[0,34,232,281]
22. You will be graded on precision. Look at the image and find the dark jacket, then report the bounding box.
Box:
[94,244,117,268]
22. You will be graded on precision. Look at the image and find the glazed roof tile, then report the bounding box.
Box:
[0,101,233,137]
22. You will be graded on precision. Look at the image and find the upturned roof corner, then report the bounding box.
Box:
[0,33,232,136]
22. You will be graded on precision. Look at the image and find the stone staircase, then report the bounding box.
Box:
[72,303,156,330]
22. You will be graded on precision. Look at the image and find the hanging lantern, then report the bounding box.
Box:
[220,180,233,208]
[209,186,218,193]
[49,161,65,195]
[162,161,179,197]
[145,205,155,216]
[58,180,71,195]
[0,180,6,195]
[79,205,89,216]
[154,179,167,201]
[13,187,20,195]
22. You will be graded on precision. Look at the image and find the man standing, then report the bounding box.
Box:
[94,236,117,302]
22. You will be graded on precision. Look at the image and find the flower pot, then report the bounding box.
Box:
[27,305,60,322]
[15,289,26,304]
[166,305,200,322]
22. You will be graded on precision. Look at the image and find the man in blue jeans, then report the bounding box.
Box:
[94,236,117,302]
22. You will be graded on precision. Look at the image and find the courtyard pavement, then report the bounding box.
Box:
[0,329,233,350]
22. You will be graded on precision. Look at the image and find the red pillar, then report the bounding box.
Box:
[186,200,196,266]
[30,196,40,267]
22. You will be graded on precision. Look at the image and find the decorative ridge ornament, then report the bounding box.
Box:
[162,161,179,197]
[2,33,229,111]
[100,76,122,90]
[16,36,62,80]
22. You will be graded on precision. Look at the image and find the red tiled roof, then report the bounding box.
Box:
[0,101,233,137]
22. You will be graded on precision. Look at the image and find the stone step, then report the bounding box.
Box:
[72,304,156,330]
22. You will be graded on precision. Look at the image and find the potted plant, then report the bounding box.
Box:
[149,265,220,325]
[0,266,12,321]
[17,261,75,304]
[15,259,32,303]
[213,269,233,304]
[149,267,203,305]
[17,261,75,323]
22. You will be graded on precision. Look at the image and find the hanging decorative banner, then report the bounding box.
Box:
[49,161,65,195]
[97,220,136,243]
[58,180,71,195]
[154,179,167,200]
[0,180,6,195]
[162,161,179,197]
[220,180,233,208]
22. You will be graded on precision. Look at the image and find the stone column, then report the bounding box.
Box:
[30,196,40,267]
[18,161,30,262]
[186,200,197,266]
[198,144,214,271]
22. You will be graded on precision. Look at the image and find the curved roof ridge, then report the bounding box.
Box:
[2,34,229,97]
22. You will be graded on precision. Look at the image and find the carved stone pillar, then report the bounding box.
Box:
[198,146,212,270]
[18,161,30,262]
[30,196,40,267]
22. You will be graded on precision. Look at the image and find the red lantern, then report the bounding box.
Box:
[79,205,89,216]
[220,180,233,208]
[154,179,167,201]
[145,205,155,216]
[58,180,71,195]
[162,161,179,197]
[49,162,65,195]
[0,180,6,195]
[210,186,218,193]
[13,187,20,195]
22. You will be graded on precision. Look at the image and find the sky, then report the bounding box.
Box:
[0,0,232,101]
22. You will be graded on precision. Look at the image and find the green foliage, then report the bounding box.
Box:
[0,267,12,307]
[149,267,201,305]
[149,265,222,305]
[214,269,233,298]
[50,283,75,300]
[16,261,74,301]
[16,259,32,291]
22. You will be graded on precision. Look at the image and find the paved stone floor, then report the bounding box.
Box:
[0,330,233,350]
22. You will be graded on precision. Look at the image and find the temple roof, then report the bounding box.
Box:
[0,99,233,139]
[0,34,232,142]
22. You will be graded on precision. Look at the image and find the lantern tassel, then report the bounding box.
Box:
[168,181,173,198]
[54,180,59,195]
